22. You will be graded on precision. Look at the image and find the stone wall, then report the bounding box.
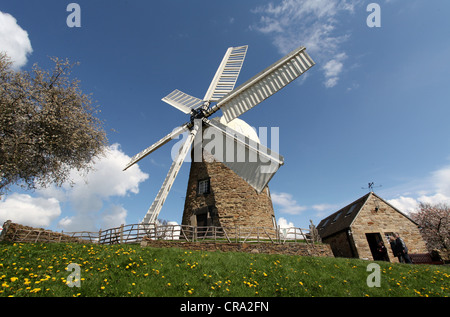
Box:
[323,230,356,258]
[351,194,428,261]
[141,238,334,258]
[0,220,87,244]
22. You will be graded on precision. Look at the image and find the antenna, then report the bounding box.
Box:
[361,182,382,192]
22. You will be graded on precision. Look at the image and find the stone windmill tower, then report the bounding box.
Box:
[123,45,315,228]
[181,117,277,229]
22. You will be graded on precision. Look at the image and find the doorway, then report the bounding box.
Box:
[365,233,390,261]
[196,213,208,227]
[196,211,208,238]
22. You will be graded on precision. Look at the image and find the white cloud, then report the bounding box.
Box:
[431,165,450,197]
[387,164,450,214]
[271,192,307,215]
[2,143,149,231]
[311,203,337,212]
[0,11,32,69]
[278,217,295,228]
[311,203,340,218]
[51,143,148,231]
[100,205,128,229]
[52,143,149,214]
[323,52,347,87]
[251,0,359,88]
[0,193,61,227]
[387,196,420,214]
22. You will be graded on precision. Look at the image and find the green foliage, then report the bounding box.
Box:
[0,242,449,297]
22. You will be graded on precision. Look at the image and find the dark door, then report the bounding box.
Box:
[365,233,389,261]
[196,213,207,227]
[196,213,208,237]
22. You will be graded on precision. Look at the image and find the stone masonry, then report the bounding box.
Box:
[350,194,428,261]
[141,238,334,258]
[181,150,276,230]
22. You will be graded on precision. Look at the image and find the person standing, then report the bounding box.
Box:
[389,236,403,263]
[394,233,412,263]
[376,241,389,261]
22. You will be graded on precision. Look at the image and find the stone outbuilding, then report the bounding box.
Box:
[317,192,427,262]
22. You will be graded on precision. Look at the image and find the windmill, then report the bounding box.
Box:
[123,45,315,225]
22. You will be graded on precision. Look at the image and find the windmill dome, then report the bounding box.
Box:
[218,116,260,143]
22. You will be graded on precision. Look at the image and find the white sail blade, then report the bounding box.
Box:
[162,89,204,114]
[203,45,248,102]
[213,46,315,123]
[142,121,201,224]
[203,118,283,193]
[123,123,189,171]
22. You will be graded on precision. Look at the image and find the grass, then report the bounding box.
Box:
[0,242,449,297]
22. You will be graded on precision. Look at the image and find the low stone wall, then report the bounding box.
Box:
[141,238,334,258]
[0,220,87,244]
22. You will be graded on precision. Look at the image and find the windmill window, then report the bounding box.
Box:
[197,179,210,195]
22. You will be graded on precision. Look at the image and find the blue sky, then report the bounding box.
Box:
[1,0,450,232]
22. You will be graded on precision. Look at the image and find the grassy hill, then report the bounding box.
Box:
[1,242,449,298]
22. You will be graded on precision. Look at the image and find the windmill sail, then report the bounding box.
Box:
[124,44,315,223]
[203,118,283,193]
[213,46,315,123]
[161,90,204,114]
[141,120,201,224]
[203,45,248,102]
[123,123,189,171]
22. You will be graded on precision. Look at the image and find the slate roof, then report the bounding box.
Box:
[317,192,419,239]
[317,192,371,239]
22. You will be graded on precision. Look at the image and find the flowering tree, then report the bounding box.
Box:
[411,202,449,251]
[0,53,107,194]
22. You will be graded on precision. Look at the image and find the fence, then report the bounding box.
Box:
[65,223,315,245]
[1,220,317,246]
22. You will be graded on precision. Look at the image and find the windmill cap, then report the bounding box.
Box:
[218,116,260,143]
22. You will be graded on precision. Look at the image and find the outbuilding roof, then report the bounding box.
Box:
[317,192,418,239]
